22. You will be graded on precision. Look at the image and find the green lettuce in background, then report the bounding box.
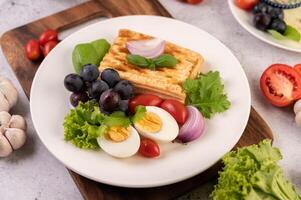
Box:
[211,140,301,200]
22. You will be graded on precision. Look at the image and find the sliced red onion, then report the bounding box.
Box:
[126,38,165,59]
[177,106,205,143]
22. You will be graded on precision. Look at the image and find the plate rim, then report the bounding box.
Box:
[30,15,251,188]
[227,0,301,53]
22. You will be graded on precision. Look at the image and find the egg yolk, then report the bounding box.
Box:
[107,126,131,142]
[136,112,162,133]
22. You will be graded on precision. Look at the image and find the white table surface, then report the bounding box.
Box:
[0,0,300,199]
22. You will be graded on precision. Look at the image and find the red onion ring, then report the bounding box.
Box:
[177,106,205,143]
[126,39,165,59]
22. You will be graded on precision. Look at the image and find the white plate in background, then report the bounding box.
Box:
[228,0,301,53]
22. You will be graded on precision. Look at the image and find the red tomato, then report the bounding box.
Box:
[160,99,188,125]
[294,64,301,76]
[129,94,163,114]
[260,64,301,107]
[24,39,42,61]
[43,40,58,57]
[184,0,203,4]
[235,0,258,10]
[139,138,160,158]
[39,29,58,46]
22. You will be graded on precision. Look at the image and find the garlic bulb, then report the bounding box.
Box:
[0,76,18,112]
[0,111,26,157]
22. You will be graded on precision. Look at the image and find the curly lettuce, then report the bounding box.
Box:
[211,140,301,200]
[63,101,131,149]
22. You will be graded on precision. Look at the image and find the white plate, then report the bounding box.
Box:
[228,0,301,53]
[30,16,251,188]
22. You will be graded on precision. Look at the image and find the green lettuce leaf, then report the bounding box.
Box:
[131,105,146,123]
[63,101,133,149]
[211,140,301,200]
[183,71,231,118]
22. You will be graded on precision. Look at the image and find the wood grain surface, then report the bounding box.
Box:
[0,0,273,199]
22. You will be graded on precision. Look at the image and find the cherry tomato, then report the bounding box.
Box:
[129,94,163,114]
[39,29,58,46]
[294,64,301,76]
[260,64,301,107]
[235,0,258,10]
[24,39,42,61]
[184,0,203,4]
[139,138,160,158]
[43,40,58,57]
[160,99,188,125]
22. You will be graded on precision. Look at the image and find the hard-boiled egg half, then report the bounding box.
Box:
[133,106,179,142]
[97,125,140,158]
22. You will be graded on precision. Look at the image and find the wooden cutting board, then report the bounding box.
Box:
[0,0,273,199]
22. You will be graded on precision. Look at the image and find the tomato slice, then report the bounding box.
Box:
[294,64,301,76]
[260,64,301,107]
[139,138,160,158]
[160,99,188,125]
[129,94,163,114]
[235,0,258,10]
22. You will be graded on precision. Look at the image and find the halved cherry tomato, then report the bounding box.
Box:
[260,64,301,107]
[183,0,203,4]
[139,138,160,158]
[39,29,58,46]
[235,0,258,10]
[24,39,42,61]
[43,40,58,57]
[129,94,163,114]
[160,99,188,125]
[294,64,301,76]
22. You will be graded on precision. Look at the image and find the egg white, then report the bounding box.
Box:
[134,106,179,142]
[97,125,140,158]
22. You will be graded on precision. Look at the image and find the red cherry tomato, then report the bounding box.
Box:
[24,39,42,61]
[184,0,203,4]
[139,138,160,158]
[39,29,58,46]
[160,99,188,125]
[129,94,163,114]
[235,0,258,10]
[43,40,58,57]
[294,64,301,76]
[260,64,301,107]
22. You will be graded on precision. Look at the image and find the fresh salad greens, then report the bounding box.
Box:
[63,101,130,149]
[211,140,301,200]
[268,25,301,42]
[126,54,177,70]
[72,39,110,73]
[131,105,147,123]
[183,71,231,118]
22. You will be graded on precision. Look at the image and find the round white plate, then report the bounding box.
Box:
[228,0,301,53]
[30,16,251,188]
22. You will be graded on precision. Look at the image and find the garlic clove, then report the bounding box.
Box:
[4,128,26,150]
[9,115,26,130]
[0,111,11,127]
[0,76,18,109]
[294,99,301,114]
[0,134,13,157]
[0,92,10,112]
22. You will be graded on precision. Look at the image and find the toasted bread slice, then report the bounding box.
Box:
[99,29,204,102]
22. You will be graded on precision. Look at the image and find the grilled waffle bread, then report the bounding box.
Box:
[99,29,204,102]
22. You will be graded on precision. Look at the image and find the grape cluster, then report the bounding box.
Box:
[64,64,134,114]
[253,2,286,34]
